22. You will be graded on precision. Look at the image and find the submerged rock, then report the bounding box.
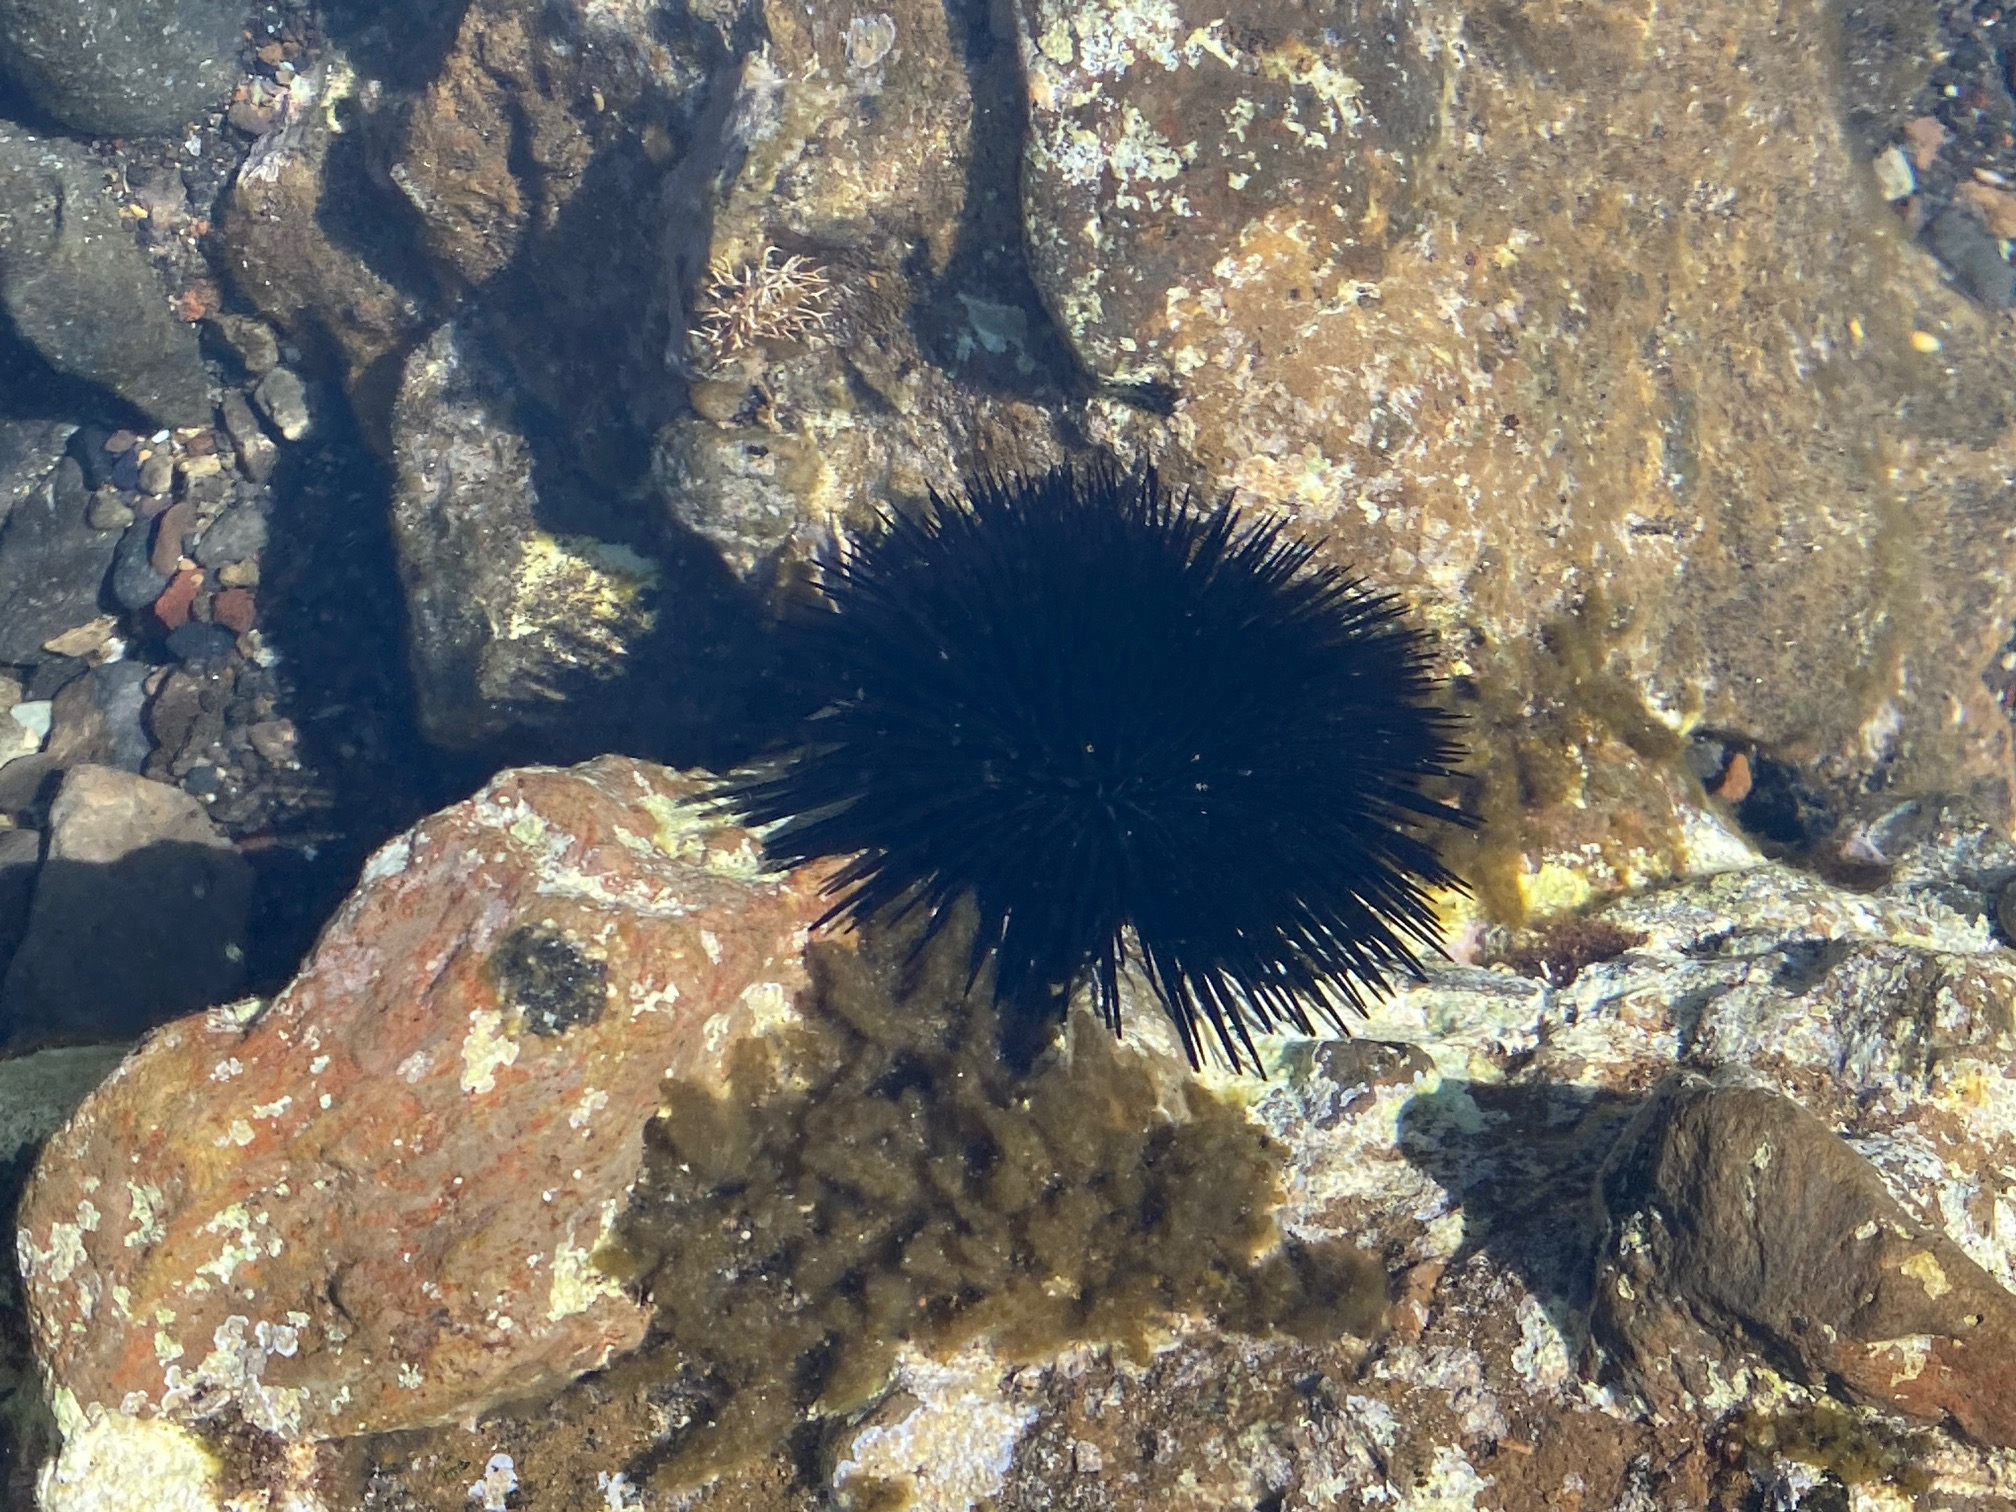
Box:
[0,131,210,426]
[0,0,244,138]
[17,757,827,1450]
[0,765,250,1049]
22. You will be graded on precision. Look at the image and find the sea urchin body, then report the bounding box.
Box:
[722,464,1470,1073]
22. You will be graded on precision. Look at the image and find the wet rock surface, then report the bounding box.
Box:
[0,764,249,1050]
[17,757,828,1447]
[8,0,2016,1507]
[1597,1077,2016,1448]
[0,131,211,427]
[0,460,115,667]
[9,778,2016,1511]
[0,0,245,138]
[1016,0,1443,388]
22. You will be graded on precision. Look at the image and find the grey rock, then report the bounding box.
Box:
[0,824,38,982]
[83,487,133,531]
[1928,206,2016,309]
[0,129,211,425]
[251,365,310,440]
[0,0,246,138]
[163,620,233,665]
[190,501,266,567]
[217,389,276,481]
[391,322,658,749]
[0,458,118,664]
[0,419,72,535]
[0,764,250,1049]
[206,312,278,375]
[90,661,150,773]
[108,516,168,611]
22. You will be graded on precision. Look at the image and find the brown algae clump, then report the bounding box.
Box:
[598,924,1389,1491]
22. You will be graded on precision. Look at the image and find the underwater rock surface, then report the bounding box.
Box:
[0,130,211,427]
[17,775,2016,1508]
[16,757,827,1451]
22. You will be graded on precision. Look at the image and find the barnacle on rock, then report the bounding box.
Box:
[689,245,831,364]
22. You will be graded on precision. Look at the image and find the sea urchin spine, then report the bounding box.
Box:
[721,464,1471,1073]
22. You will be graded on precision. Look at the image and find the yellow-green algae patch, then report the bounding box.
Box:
[1730,1397,1935,1499]
[590,918,1390,1493]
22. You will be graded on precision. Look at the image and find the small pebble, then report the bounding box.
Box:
[185,432,216,457]
[216,560,260,588]
[192,504,268,568]
[93,662,152,773]
[9,701,51,742]
[208,315,280,375]
[103,430,139,455]
[40,617,117,660]
[85,488,135,532]
[151,499,197,577]
[178,453,223,483]
[109,450,142,492]
[247,718,297,767]
[138,453,175,496]
[183,763,222,798]
[1872,144,1914,201]
[227,98,277,135]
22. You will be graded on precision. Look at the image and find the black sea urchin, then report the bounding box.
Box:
[721,464,1470,1073]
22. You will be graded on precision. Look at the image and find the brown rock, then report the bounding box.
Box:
[18,757,830,1440]
[219,64,431,453]
[1595,1078,2016,1447]
[149,499,195,578]
[210,588,255,634]
[1956,178,2016,240]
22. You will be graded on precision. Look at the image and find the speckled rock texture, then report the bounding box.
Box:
[25,795,2016,1511]
[0,130,210,426]
[216,64,431,449]
[1006,0,2016,903]
[1596,1078,2016,1449]
[15,756,827,1451]
[389,323,661,751]
[1017,0,1442,387]
[0,0,244,138]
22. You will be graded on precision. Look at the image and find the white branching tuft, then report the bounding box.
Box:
[690,246,832,364]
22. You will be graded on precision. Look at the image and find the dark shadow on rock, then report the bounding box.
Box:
[0,311,151,432]
[0,1138,55,1512]
[0,842,252,1052]
[1396,1075,1644,1344]
[235,402,449,993]
[312,0,474,93]
[910,0,1081,406]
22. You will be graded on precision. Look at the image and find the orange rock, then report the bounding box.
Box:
[17,757,831,1440]
[1956,179,2016,240]
[151,567,204,631]
[1905,115,1949,171]
[1711,749,1752,803]
[211,587,256,633]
